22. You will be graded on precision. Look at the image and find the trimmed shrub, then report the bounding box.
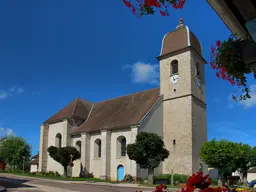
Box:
[154,173,190,184]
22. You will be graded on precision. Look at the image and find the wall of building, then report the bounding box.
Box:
[46,121,68,175]
[191,97,207,174]
[248,173,256,183]
[30,165,38,172]
[110,128,135,181]
[89,132,101,178]
[71,135,82,177]
[138,98,163,178]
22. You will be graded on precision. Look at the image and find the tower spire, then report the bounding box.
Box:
[176,18,184,29]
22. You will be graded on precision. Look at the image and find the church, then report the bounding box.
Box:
[38,19,208,181]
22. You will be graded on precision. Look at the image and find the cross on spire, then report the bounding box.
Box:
[176,18,184,29]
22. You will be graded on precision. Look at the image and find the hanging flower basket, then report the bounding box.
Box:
[210,35,252,101]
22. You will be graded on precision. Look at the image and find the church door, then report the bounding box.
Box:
[117,165,124,181]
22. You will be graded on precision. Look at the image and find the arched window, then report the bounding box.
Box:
[171,60,178,75]
[94,139,101,158]
[121,138,126,156]
[196,62,200,76]
[75,141,81,154]
[55,133,62,148]
[117,136,126,157]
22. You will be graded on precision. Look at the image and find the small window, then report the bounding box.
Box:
[196,62,200,76]
[94,139,101,158]
[75,141,81,154]
[98,140,101,157]
[173,140,176,145]
[171,60,178,75]
[55,133,62,148]
[117,136,127,157]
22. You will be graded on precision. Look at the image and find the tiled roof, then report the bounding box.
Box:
[31,153,39,159]
[44,98,93,124]
[71,88,161,133]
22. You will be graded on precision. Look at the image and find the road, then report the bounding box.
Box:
[0,175,152,192]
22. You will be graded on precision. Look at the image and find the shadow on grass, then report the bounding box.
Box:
[0,177,37,190]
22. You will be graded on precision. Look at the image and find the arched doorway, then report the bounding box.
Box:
[117,165,124,181]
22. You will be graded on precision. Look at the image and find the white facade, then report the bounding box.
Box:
[30,165,38,172]
[39,120,141,180]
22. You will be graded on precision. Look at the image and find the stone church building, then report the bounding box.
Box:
[38,19,207,181]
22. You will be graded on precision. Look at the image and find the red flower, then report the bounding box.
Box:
[216,72,220,78]
[210,62,216,69]
[211,45,215,55]
[155,1,161,8]
[132,6,136,14]
[122,0,132,8]
[216,40,221,48]
[144,0,157,6]
[221,73,226,79]
[172,0,186,9]
[160,10,167,16]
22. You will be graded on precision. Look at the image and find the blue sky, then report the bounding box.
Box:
[0,0,255,156]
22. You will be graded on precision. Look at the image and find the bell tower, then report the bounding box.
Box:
[158,19,207,175]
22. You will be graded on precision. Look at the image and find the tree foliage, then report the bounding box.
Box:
[47,146,80,177]
[249,146,256,167]
[200,139,256,183]
[235,143,252,180]
[127,132,169,185]
[0,135,31,171]
[200,139,240,182]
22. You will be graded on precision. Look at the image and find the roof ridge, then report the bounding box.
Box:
[71,98,79,117]
[95,87,159,104]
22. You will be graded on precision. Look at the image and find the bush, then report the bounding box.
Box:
[154,173,190,184]
[30,171,60,177]
[0,169,25,173]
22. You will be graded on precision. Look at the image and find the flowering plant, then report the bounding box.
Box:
[210,35,252,101]
[180,172,231,192]
[235,188,250,191]
[122,0,186,17]
[136,184,168,192]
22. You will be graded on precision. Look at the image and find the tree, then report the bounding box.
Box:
[47,146,80,177]
[200,139,241,184]
[126,132,169,185]
[249,146,256,167]
[235,143,252,182]
[0,135,31,171]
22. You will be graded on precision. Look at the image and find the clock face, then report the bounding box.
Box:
[196,75,201,88]
[170,74,179,84]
